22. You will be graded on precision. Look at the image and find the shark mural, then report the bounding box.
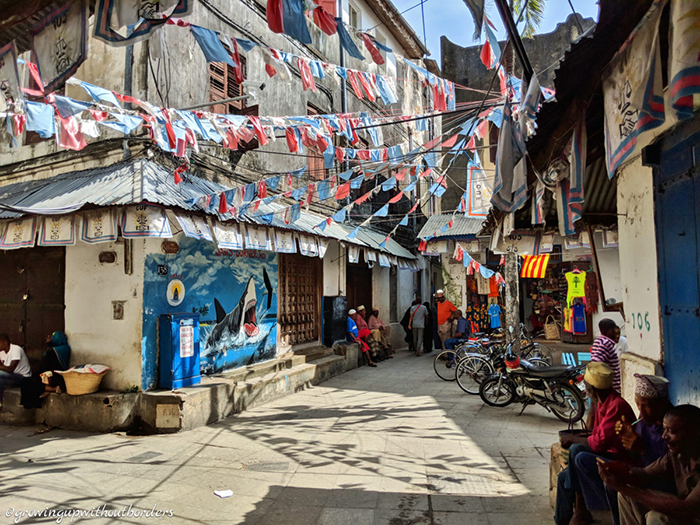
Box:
[142,235,278,388]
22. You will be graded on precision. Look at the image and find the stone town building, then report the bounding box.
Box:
[0,0,435,397]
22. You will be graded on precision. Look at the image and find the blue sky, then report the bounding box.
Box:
[390,0,600,63]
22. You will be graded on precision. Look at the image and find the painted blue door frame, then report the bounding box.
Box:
[653,119,700,405]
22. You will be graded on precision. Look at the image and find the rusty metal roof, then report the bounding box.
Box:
[417,214,484,240]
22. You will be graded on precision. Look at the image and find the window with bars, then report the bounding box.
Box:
[208,58,247,114]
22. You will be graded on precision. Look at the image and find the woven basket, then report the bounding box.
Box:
[544,315,560,340]
[57,370,108,396]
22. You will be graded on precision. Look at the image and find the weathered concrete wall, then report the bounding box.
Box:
[64,238,146,391]
[440,14,595,98]
[617,157,662,363]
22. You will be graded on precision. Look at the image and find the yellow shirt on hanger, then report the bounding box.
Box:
[565,271,586,307]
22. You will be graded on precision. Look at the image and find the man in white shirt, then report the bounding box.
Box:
[408,301,428,356]
[0,334,32,401]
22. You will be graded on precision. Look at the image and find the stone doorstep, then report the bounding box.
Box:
[0,348,354,435]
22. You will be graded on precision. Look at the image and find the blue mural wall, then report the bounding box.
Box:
[142,235,278,390]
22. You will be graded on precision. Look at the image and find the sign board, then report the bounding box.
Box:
[179,324,194,358]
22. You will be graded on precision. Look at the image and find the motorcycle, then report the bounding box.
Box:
[478,353,587,423]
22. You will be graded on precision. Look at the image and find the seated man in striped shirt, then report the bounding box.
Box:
[592,319,621,393]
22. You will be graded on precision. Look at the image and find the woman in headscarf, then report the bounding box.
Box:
[20,331,71,408]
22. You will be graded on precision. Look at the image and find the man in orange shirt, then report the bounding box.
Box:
[436,290,457,350]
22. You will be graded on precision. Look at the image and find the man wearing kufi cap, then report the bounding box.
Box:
[604,375,674,524]
[617,375,673,466]
[555,362,636,525]
[346,309,376,367]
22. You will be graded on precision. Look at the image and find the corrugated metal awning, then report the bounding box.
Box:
[417,214,484,240]
[0,158,415,259]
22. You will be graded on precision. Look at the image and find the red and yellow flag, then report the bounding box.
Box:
[520,254,550,279]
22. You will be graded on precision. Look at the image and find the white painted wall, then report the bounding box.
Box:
[322,240,346,296]
[617,157,663,362]
[64,238,146,391]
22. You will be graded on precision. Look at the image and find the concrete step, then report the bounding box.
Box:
[0,343,362,434]
[291,345,335,362]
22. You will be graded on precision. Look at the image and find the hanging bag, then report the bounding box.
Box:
[544,315,560,340]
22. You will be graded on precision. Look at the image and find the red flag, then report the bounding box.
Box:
[347,71,364,100]
[258,180,268,198]
[440,134,459,149]
[357,72,376,101]
[231,38,245,84]
[418,240,427,252]
[354,189,373,204]
[395,167,408,181]
[297,57,317,92]
[267,0,284,33]
[173,163,188,184]
[360,33,385,65]
[312,7,337,35]
[286,127,299,152]
[248,115,269,146]
[335,147,344,163]
[219,192,228,214]
[335,182,351,200]
[357,149,371,160]
[56,115,87,151]
[388,192,403,204]
[419,168,433,178]
[306,183,315,204]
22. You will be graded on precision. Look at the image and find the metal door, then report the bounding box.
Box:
[0,247,65,368]
[654,128,700,404]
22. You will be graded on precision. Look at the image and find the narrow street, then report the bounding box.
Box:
[1,351,561,525]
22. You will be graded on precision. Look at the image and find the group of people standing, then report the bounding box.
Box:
[400,290,503,356]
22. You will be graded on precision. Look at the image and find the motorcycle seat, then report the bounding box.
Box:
[518,359,576,378]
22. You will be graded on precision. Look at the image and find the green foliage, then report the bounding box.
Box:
[121,385,140,394]
[511,0,545,39]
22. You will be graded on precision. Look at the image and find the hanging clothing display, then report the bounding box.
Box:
[563,307,573,333]
[573,302,587,335]
[565,270,587,307]
[488,277,499,298]
[488,303,502,329]
[273,230,296,253]
[174,212,213,241]
[476,273,490,295]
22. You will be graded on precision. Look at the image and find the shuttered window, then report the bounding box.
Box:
[208,58,247,114]
[307,104,326,180]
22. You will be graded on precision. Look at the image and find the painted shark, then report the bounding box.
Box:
[204,268,273,353]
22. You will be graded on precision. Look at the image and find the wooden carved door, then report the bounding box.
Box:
[278,254,321,345]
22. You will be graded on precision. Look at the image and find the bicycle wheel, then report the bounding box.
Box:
[455,355,494,394]
[550,384,586,423]
[479,376,516,407]
[433,350,460,381]
[522,343,553,365]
